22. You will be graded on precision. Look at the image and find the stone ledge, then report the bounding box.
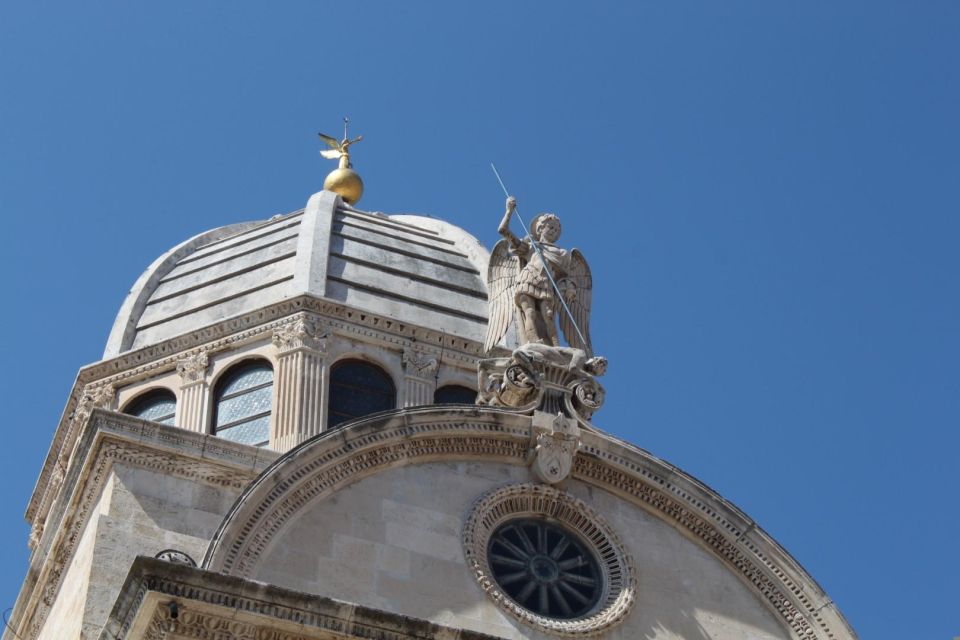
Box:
[101,556,506,640]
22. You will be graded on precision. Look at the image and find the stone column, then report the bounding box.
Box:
[176,352,209,433]
[272,315,327,451]
[401,346,439,407]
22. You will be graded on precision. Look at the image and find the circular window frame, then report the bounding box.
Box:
[463,484,636,636]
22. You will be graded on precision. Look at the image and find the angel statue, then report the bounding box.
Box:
[484,196,593,354]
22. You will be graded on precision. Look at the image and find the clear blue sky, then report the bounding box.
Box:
[1,2,957,638]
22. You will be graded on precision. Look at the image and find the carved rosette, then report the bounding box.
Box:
[462,484,636,636]
[176,351,209,384]
[272,315,326,354]
[477,344,606,429]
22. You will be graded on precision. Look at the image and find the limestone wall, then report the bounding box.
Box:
[253,461,792,640]
[37,464,241,640]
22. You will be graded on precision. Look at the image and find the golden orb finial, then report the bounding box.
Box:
[319,118,364,205]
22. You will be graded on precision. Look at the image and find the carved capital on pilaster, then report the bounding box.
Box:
[28,521,43,550]
[402,345,439,378]
[176,352,209,384]
[71,382,115,428]
[272,315,327,354]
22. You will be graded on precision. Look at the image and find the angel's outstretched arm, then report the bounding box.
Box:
[498,197,525,253]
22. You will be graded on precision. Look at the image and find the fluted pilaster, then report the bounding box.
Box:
[401,346,439,407]
[272,315,327,451]
[176,351,209,433]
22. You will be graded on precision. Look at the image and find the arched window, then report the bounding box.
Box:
[328,359,395,428]
[212,360,273,447]
[123,389,177,425]
[433,384,476,405]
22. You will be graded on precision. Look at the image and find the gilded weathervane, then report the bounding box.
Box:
[319,117,364,205]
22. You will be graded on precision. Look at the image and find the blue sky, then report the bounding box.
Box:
[1,2,957,638]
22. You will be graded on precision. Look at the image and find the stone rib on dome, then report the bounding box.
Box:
[104,191,491,358]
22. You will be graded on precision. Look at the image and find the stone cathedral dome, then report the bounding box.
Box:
[105,191,493,357]
[7,183,858,640]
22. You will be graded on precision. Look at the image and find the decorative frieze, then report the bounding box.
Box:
[106,558,502,640]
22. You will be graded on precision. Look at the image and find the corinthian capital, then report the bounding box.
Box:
[402,346,439,378]
[272,315,326,354]
[176,352,209,384]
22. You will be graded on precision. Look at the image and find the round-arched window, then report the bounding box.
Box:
[213,360,273,447]
[487,518,602,619]
[433,384,476,405]
[123,389,176,426]
[328,359,395,428]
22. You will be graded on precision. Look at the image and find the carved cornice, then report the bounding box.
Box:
[27,294,491,540]
[202,408,855,640]
[10,410,276,640]
[101,558,502,640]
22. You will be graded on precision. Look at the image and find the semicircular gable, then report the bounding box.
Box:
[203,406,855,640]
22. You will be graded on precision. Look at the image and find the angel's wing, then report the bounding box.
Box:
[559,248,593,353]
[320,149,342,160]
[318,133,342,151]
[484,239,520,354]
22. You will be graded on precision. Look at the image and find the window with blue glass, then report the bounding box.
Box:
[433,384,476,405]
[213,360,273,447]
[328,359,395,428]
[123,389,177,425]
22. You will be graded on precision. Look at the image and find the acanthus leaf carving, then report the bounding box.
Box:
[176,351,209,384]
[272,314,327,354]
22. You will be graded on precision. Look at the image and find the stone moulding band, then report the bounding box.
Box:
[461,483,636,637]
[201,408,853,640]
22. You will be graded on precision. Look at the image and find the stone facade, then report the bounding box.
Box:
[5,190,858,640]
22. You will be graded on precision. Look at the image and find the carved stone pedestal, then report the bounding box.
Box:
[477,343,606,429]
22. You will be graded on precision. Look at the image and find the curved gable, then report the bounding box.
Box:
[204,407,855,640]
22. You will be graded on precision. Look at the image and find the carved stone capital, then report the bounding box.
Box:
[28,522,43,550]
[70,383,115,431]
[528,410,581,484]
[272,315,326,354]
[176,351,209,384]
[402,345,439,378]
[477,343,606,428]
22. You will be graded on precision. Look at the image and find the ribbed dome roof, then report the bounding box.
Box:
[104,191,491,358]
